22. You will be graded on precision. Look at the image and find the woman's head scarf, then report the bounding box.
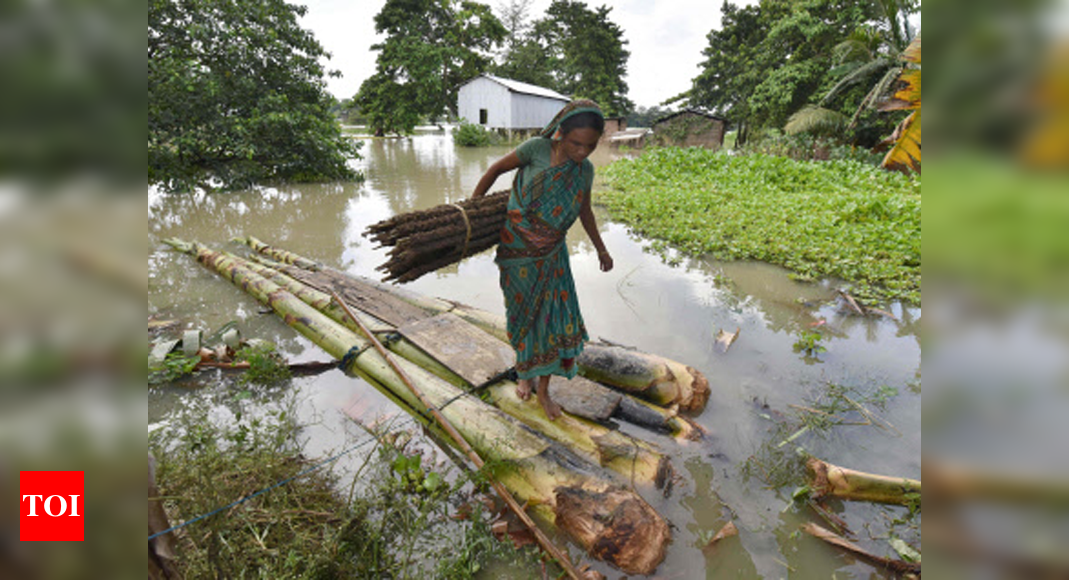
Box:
[540,99,604,139]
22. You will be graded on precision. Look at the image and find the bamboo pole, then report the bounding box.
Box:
[330,291,584,580]
[165,239,672,575]
[807,457,921,506]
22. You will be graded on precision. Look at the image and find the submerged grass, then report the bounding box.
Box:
[150,395,548,579]
[599,148,921,305]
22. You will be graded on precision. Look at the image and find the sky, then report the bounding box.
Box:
[297,0,756,109]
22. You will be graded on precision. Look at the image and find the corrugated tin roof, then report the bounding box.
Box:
[469,74,570,102]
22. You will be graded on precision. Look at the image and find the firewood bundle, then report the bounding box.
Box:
[364,190,509,283]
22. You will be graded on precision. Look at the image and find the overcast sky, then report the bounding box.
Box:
[298,0,758,109]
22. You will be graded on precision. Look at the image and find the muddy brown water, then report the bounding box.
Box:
[149,129,921,579]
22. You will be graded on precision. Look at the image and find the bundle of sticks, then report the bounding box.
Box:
[364,190,509,283]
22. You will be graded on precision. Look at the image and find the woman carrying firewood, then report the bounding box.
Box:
[470,99,613,420]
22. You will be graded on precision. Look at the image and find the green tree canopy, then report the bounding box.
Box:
[540,1,633,116]
[356,0,507,135]
[148,0,358,192]
[686,0,906,142]
[492,0,633,117]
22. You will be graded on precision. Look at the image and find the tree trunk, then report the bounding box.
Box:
[807,457,921,506]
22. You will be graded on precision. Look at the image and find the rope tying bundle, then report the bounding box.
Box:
[449,203,472,260]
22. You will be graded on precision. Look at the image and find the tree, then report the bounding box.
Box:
[687,0,879,141]
[492,0,557,89]
[538,1,634,116]
[148,0,358,192]
[356,0,506,135]
[790,0,919,141]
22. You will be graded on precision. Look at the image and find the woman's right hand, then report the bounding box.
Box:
[598,251,614,272]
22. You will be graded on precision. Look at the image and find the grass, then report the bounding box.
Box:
[150,395,550,579]
[599,148,921,305]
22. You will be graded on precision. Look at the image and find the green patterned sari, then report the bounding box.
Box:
[495,100,602,379]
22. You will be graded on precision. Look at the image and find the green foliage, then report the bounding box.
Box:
[151,400,548,579]
[454,121,497,147]
[686,0,918,140]
[493,0,633,116]
[626,105,673,128]
[793,330,827,356]
[743,130,884,165]
[600,147,920,304]
[148,0,360,192]
[540,1,633,116]
[236,342,291,385]
[148,351,200,385]
[357,0,507,136]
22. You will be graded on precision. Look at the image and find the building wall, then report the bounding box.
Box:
[457,78,511,129]
[601,117,626,141]
[510,93,568,131]
[652,113,726,149]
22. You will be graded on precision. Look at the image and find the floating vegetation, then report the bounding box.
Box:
[600,148,921,305]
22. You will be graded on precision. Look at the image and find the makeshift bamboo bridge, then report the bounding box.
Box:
[164,235,714,575]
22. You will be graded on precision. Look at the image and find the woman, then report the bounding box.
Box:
[470,99,613,420]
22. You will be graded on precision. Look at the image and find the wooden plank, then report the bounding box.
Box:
[398,314,622,422]
[548,376,622,422]
[398,312,515,386]
[279,266,432,327]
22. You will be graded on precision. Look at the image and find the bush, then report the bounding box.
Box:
[741,130,883,166]
[454,121,497,147]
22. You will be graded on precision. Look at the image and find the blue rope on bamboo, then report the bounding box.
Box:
[338,344,371,374]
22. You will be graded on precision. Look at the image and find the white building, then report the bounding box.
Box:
[456,74,569,133]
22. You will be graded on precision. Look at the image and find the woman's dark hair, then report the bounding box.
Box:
[560,111,605,136]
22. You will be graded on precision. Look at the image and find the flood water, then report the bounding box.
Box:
[148,130,921,579]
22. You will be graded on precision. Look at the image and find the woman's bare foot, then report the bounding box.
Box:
[515,378,532,401]
[536,378,562,420]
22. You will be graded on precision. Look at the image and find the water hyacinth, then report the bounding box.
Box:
[599,148,921,305]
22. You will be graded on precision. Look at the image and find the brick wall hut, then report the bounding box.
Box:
[601,116,628,141]
[651,109,728,149]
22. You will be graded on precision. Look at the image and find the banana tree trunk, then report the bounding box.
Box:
[234,236,710,414]
[217,249,672,486]
[165,239,671,575]
[807,457,921,506]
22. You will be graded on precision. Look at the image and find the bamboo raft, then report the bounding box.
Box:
[164,235,716,575]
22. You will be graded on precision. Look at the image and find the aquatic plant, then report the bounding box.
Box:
[600,147,921,305]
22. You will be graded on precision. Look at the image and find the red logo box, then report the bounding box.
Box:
[20,471,84,541]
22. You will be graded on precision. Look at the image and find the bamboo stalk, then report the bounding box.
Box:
[165,238,672,575]
[331,290,584,580]
[807,457,921,506]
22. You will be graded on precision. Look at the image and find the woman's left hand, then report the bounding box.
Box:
[598,251,614,272]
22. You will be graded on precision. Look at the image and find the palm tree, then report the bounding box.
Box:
[786,0,918,136]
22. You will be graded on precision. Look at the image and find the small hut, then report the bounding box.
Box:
[601,116,628,141]
[651,109,728,149]
[456,74,570,138]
